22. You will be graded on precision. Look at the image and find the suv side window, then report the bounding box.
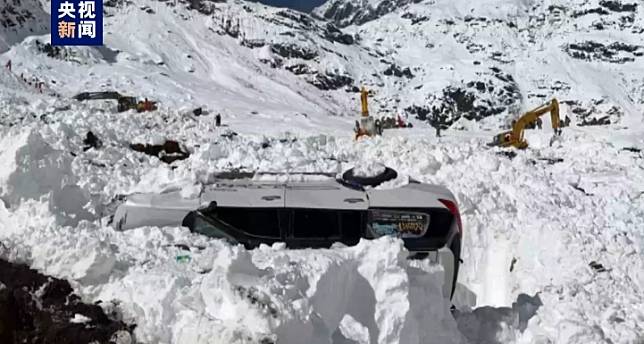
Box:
[292,209,340,239]
[216,207,282,238]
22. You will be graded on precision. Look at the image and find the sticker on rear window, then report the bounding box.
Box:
[367,210,429,238]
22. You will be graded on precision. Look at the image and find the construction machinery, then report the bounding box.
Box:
[354,87,383,139]
[489,98,562,149]
[73,92,158,112]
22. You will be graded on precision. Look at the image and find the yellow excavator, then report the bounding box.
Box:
[354,87,383,139]
[489,98,562,149]
[73,92,158,112]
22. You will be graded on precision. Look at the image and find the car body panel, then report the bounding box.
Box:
[200,182,285,208]
[114,180,455,231]
[113,191,199,230]
[367,183,455,208]
[285,182,368,210]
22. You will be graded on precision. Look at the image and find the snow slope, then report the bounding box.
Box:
[0,0,643,343]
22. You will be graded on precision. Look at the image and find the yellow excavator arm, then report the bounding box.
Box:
[360,87,369,117]
[490,98,561,149]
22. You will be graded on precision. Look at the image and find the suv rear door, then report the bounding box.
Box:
[285,182,368,248]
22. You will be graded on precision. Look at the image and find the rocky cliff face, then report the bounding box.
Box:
[312,0,420,27]
[0,0,48,52]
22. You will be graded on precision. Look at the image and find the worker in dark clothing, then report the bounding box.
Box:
[215,113,222,127]
[5,60,11,71]
[536,118,543,130]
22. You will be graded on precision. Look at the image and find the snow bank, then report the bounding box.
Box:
[0,127,94,226]
[352,161,386,177]
[0,202,464,344]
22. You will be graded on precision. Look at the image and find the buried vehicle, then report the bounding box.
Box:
[113,167,463,299]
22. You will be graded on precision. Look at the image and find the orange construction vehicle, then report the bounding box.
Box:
[73,92,158,113]
[354,87,382,139]
[489,98,562,149]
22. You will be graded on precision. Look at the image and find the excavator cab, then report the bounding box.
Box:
[490,98,562,149]
[117,96,138,112]
[489,130,518,148]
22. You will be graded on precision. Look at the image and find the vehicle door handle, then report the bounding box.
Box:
[261,195,281,201]
[344,198,364,203]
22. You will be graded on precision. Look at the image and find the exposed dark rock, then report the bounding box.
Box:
[285,63,314,75]
[275,10,314,29]
[579,116,612,126]
[83,131,102,151]
[310,72,353,90]
[599,0,637,12]
[383,64,414,78]
[181,0,226,15]
[571,7,610,18]
[0,259,133,343]
[221,130,239,139]
[621,147,641,153]
[240,39,266,49]
[323,23,354,45]
[317,0,422,27]
[271,43,318,60]
[401,12,429,25]
[565,41,643,63]
[410,68,521,129]
[32,40,81,63]
[104,0,132,7]
[130,140,190,164]
[589,261,607,273]
[140,5,155,13]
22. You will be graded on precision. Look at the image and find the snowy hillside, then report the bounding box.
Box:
[0,0,643,343]
[313,0,418,27]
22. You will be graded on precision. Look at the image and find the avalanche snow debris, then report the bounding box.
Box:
[0,0,643,343]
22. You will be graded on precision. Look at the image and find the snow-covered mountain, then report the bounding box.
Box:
[2,0,643,131]
[313,0,418,27]
[0,0,49,52]
[0,0,643,343]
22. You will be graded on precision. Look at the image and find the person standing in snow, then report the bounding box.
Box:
[4,60,11,71]
[215,113,222,127]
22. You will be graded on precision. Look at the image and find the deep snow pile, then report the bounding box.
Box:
[0,96,643,343]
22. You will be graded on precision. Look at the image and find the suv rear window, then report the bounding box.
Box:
[292,209,340,238]
[215,208,282,238]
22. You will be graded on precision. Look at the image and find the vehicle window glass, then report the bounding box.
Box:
[216,208,281,238]
[187,213,236,242]
[292,210,340,238]
[340,211,363,239]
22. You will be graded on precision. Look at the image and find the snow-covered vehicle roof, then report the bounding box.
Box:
[113,177,458,230]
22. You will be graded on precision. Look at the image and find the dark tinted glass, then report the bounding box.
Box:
[216,208,281,238]
[292,209,340,238]
[340,211,363,240]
